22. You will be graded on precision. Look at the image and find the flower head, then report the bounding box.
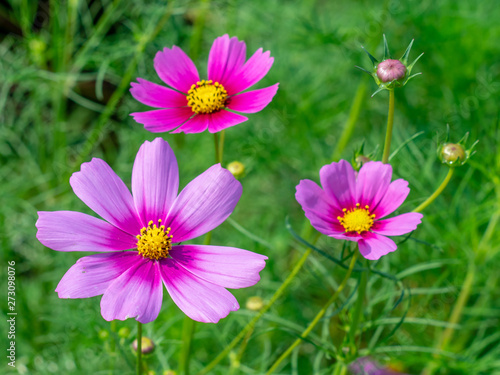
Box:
[36,138,267,324]
[130,34,279,134]
[437,126,478,167]
[356,35,423,96]
[295,160,423,260]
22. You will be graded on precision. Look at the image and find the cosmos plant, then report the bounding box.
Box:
[296,160,423,260]
[130,34,279,133]
[36,138,267,324]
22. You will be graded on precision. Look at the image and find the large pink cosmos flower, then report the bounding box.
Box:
[36,138,267,324]
[295,160,423,260]
[130,34,279,134]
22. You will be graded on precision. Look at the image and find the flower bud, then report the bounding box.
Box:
[163,371,176,375]
[352,142,375,170]
[437,127,478,167]
[118,327,131,339]
[98,329,109,341]
[132,337,155,354]
[246,296,264,311]
[227,161,245,179]
[356,35,423,96]
[376,59,406,83]
[440,143,466,164]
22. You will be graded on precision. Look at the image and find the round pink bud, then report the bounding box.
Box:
[376,59,407,82]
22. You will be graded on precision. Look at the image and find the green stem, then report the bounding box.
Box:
[179,317,196,375]
[266,252,359,374]
[348,259,368,357]
[196,248,313,375]
[331,80,368,161]
[70,2,174,171]
[421,264,475,375]
[438,265,475,351]
[189,0,210,60]
[219,130,225,165]
[381,90,395,164]
[137,322,142,375]
[413,168,454,213]
[213,130,225,164]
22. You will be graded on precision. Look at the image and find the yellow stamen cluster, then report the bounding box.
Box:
[136,220,172,260]
[337,203,376,234]
[186,80,228,114]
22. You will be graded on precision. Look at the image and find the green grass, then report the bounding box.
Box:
[1,0,500,374]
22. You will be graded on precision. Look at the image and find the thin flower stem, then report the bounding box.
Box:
[71,2,174,172]
[179,317,196,375]
[196,248,313,375]
[413,168,454,213]
[266,252,359,374]
[219,130,225,164]
[348,258,368,356]
[381,89,395,164]
[331,80,368,161]
[214,130,226,164]
[438,265,475,351]
[214,133,220,164]
[137,322,142,375]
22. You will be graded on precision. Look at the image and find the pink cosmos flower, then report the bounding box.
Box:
[295,160,423,260]
[36,138,267,324]
[130,34,279,134]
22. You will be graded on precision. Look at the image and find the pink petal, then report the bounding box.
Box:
[36,211,136,252]
[131,107,193,133]
[55,252,140,298]
[372,213,423,236]
[130,78,187,108]
[171,114,209,134]
[169,245,267,289]
[358,233,397,260]
[372,179,410,219]
[208,34,247,88]
[207,110,248,133]
[224,48,274,94]
[319,160,356,210]
[159,258,239,323]
[165,164,242,242]
[295,179,345,236]
[132,138,179,227]
[70,158,143,236]
[356,161,393,209]
[101,257,163,324]
[226,83,279,113]
[154,46,199,93]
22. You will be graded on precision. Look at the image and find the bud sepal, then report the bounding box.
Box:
[356,35,424,96]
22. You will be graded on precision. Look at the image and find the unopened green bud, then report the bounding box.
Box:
[356,35,423,96]
[437,127,478,167]
[227,161,245,179]
[132,337,155,354]
[440,143,466,164]
[246,296,264,311]
[98,329,109,341]
[118,327,131,339]
[352,142,376,170]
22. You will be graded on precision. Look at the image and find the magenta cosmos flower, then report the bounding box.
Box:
[295,160,423,260]
[130,34,279,133]
[36,138,267,324]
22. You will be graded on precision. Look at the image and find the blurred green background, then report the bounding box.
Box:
[1,0,499,374]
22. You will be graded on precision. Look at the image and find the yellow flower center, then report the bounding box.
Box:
[337,203,376,234]
[186,80,228,114]
[136,220,172,260]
